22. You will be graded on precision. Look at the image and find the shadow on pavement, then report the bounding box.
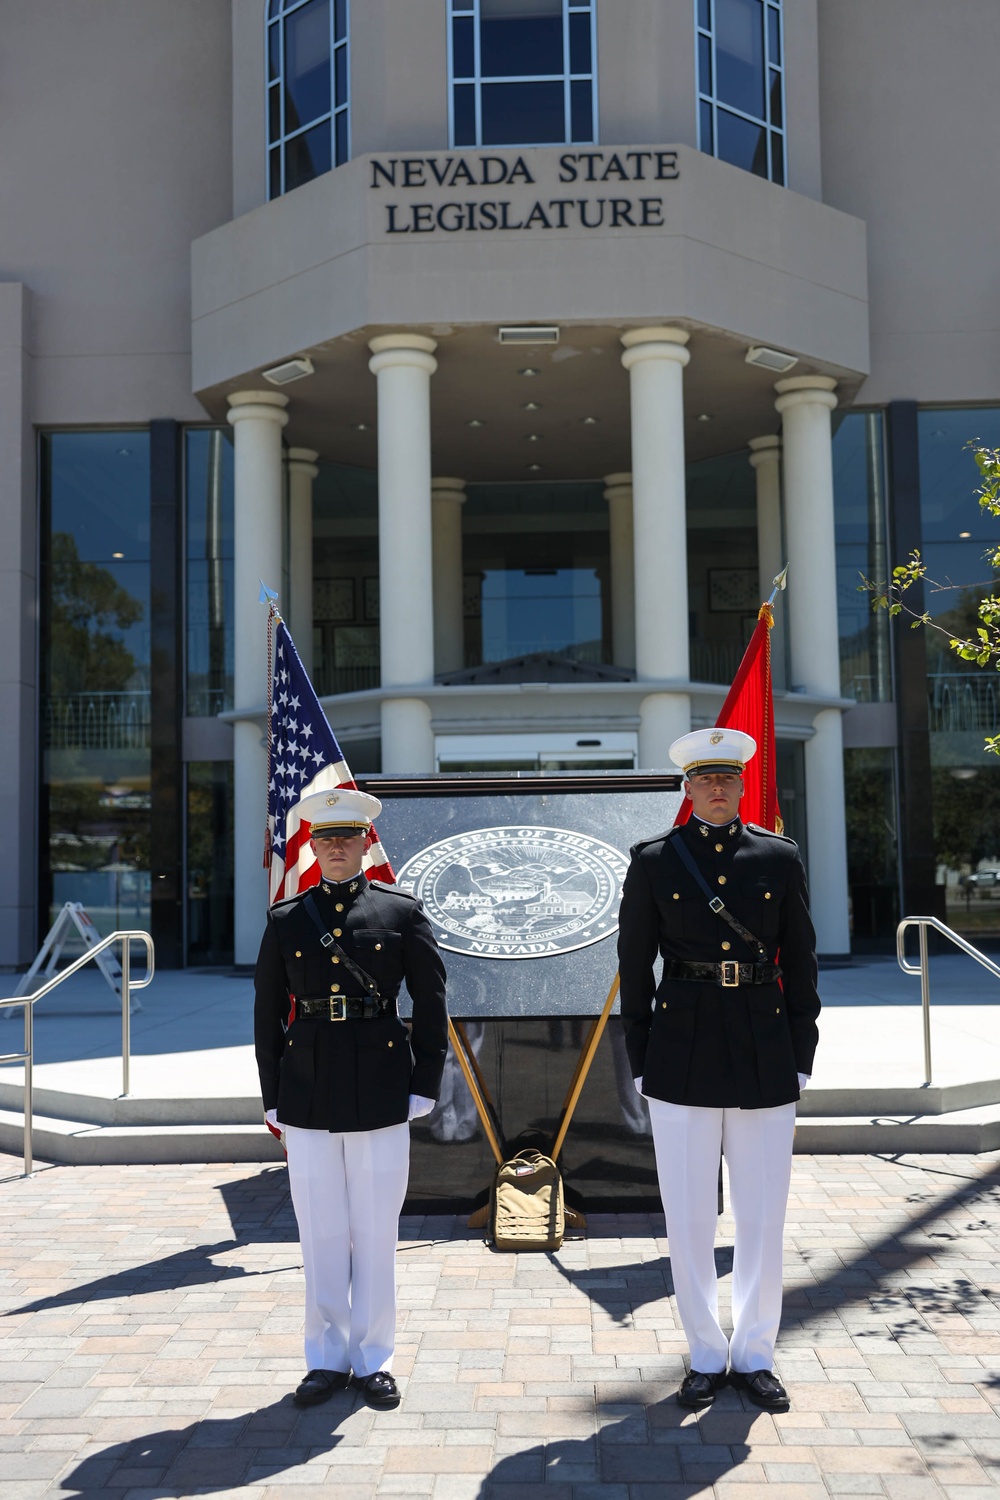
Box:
[6,1168,298,1317]
[59,1392,363,1495]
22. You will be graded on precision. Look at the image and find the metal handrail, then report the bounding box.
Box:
[896,915,1000,1086]
[0,930,154,1177]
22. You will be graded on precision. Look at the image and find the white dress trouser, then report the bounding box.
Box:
[647,1099,796,1374]
[284,1122,410,1377]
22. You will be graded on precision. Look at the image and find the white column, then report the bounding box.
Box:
[286,447,319,677]
[774,375,849,955]
[620,327,691,766]
[368,333,438,772]
[603,472,636,671]
[228,390,289,965]
[431,476,466,676]
[748,435,786,690]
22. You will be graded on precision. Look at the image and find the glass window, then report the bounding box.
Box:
[187,762,234,965]
[185,429,234,717]
[696,0,785,185]
[917,408,1000,939]
[40,432,152,939]
[266,0,350,200]
[832,411,892,702]
[685,449,760,687]
[462,481,609,667]
[311,461,380,698]
[449,0,597,148]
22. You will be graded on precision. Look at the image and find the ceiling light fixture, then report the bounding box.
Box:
[526,433,542,442]
[518,367,540,377]
[261,356,315,386]
[466,418,486,428]
[526,463,543,471]
[112,551,124,559]
[499,325,559,345]
[580,416,599,426]
[960,531,971,538]
[745,345,798,373]
[522,401,541,411]
[352,422,372,431]
[697,413,712,422]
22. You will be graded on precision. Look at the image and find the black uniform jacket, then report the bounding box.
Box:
[254,875,449,1132]
[618,817,820,1109]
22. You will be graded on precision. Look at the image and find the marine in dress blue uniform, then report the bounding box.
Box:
[254,788,448,1410]
[618,729,820,1413]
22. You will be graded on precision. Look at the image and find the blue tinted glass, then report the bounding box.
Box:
[699,99,714,152]
[268,0,280,17]
[268,82,281,144]
[335,107,348,164]
[767,4,781,63]
[267,22,280,82]
[768,67,782,125]
[334,40,347,105]
[185,429,235,717]
[569,13,591,73]
[453,15,475,77]
[481,16,563,77]
[285,120,332,189]
[698,33,712,93]
[698,0,711,28]
[334,0,347,41]
[453,83,476,145]
[715,0,765,118]
[269,146,282,197]
[918,409,1000,546]
[283,0,331,132]
[717,108,767,176]
[570,79,591,142]
[48,432,150,560]
[452,0,474,9]
[482,81,564,143]
[770,129,783,184]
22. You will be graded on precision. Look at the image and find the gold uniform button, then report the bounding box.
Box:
[333,928,342,937]
[388,1040,393,1048]
[336,903,344,912]
[721,941,731,951]
[661,1002,667,1009]
[375,942,382,951]
[776,1007,780,1014]
[295,950,302,958]
[332,957,340,964]
[672,892,680,900]
[331,984,340,994]
[718,875,727,886]
[715,843,724,853]
[764,892,771,900]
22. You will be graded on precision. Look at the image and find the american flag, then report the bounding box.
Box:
[266,613,394,904]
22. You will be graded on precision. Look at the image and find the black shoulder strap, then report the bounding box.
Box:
[302,891,384,1002]
[667,829,768,960]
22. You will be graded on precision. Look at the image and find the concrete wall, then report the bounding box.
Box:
[0,0,233,425]
[819,0,1000,404]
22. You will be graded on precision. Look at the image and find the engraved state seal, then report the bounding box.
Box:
[395,826,629,959]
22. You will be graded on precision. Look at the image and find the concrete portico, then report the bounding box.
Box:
[204,143,869,959]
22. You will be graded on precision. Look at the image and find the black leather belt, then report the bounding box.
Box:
[666,960,782,988]
[296,996,391,1021]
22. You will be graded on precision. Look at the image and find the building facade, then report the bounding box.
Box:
[6,0,1000,969]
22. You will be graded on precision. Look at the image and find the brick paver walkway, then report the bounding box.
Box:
[2,1148,1000,1499]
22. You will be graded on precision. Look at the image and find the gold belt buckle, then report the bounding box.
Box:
[329,997,346,1021]
[719,960,740,988]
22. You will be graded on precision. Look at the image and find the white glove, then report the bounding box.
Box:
[633,1077,644,1096]
[797,1073,810,1091]
[264,1108,284,1141]
[408,1094,436,1121]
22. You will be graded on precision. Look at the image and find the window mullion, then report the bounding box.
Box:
[473,0,482,147]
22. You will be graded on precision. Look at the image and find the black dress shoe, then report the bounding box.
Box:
[355,1371,401,1410]
[293,1368,352,1407]
[733,1369,790,1412]
[677,1369,728,1409]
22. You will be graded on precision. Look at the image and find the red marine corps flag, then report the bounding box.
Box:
[264,605,394,903]
[674,572,786,833]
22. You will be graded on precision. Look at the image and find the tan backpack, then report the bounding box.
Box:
[489,1148,565,1251]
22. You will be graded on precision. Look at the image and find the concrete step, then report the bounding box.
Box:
[0,1107,284,1166]
[4,1087,1000,1163]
